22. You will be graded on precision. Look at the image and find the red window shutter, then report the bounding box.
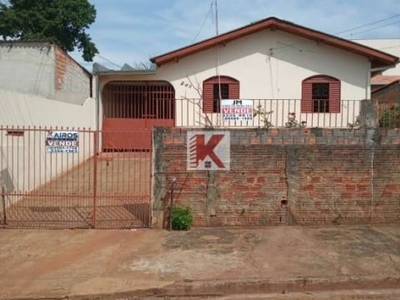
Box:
[302,75,341,113]
[203,82,213,113]
[203,76,240,113]
[301,82,313,113]
[329,81,341,113]
[229,81,240,99]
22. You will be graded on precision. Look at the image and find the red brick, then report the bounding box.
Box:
[246,178,255,183]
[346,184,357,191]
[302,185,314,191]
[385,184,399,191]
[257,177,265,183]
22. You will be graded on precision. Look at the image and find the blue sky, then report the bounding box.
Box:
[71,0,400,70]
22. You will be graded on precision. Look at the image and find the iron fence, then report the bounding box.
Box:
[175,98,361,128]
[0,126,151,229]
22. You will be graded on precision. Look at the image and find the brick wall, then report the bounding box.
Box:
[54,45,91,104]
[152,127,400,228]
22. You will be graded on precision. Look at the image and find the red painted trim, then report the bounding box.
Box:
[151,17,398,68]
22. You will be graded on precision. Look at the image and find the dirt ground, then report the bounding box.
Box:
[0,225,399,299]
[2,153,151,229]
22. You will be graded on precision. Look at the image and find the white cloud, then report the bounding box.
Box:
[71,0,400,70]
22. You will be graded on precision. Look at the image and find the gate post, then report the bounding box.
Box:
[1,186,6,225]
[92,130,99,228]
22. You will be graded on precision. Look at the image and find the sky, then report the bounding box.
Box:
[70,0,400,71]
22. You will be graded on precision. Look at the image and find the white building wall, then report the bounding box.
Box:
[97,30,370,128]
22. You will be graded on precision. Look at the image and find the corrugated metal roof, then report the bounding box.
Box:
[92,62,156,75]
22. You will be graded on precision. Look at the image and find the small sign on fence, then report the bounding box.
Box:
[46,131,79,153]
[221,99,253,121]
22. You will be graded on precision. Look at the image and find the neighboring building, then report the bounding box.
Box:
[370,75,400,92]
[353,39,400,76]
[93,17,398,151]
[0,41,95,127]
[0,41,96,201]
[354,39,400,110]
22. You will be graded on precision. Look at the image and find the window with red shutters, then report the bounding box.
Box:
[301,75,341,113]
[203,76,240,113]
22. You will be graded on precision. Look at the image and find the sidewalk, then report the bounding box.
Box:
[0,225,399,299]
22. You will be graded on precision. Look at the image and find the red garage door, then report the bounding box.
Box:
[102,81,175,151]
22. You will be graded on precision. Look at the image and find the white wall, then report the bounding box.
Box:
[0,88,95,127]
[0,89,95,203]
[0,42,91,105]
[0,43,55,98]
[353,39,400,75]
[97,29,370,128]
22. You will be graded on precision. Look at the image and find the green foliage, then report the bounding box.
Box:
[171,205,193,231]
[0,0,99,61]
[379,106,400,128]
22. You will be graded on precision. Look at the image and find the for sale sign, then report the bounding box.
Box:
[221,99,253,121]
[46,131,79,153]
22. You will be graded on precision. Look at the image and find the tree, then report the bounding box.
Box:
[0,0,98,62]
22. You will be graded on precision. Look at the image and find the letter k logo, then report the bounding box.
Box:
[190,134,225,168]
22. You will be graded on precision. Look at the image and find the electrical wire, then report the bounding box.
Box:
[335,13,400,36]
[268,13,400,53]
[342,19,400,38]
[192,0,214,43]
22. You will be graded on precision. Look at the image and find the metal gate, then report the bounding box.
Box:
[0,127,151,229]
[102,81,175,151]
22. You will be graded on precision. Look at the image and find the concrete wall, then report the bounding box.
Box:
[0,88,95,202]
[0,42,95,205]
[96,29,370,129]
[0,42,91,105]
[152,102,400,228]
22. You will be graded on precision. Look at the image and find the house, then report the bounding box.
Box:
[353,38,400,76]
[352,39,400,117]
[93,17,398,151]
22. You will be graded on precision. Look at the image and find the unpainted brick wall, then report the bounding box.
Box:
[152,127,400,228]
[54,46,91,103]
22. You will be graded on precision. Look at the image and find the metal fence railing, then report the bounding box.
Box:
[0,126,151,229]
[175,99,361,128]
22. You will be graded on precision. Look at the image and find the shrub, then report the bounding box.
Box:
[379,106,400,128]
[171,205,193,231]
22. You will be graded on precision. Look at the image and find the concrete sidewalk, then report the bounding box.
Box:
[0,225,399,299]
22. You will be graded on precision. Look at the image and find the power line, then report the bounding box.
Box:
[192,0,214,43]
[342,19,400,38]
[269,13,400,53]
[95,54,121,69]
[335,13,400,36]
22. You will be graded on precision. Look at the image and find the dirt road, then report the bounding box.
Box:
[0,225,399,299]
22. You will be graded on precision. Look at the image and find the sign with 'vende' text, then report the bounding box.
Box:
[221,99,253,121]
[46,131,79,153]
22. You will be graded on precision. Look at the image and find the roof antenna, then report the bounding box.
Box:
[214,0,222,103]
[215,0,219,36]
